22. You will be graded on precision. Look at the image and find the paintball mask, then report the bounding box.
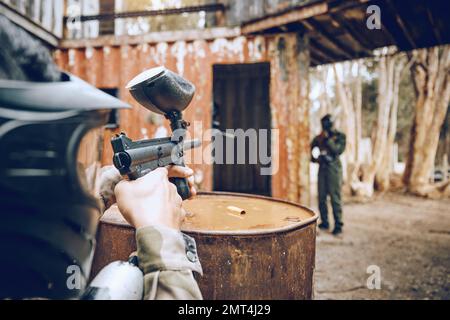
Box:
[0,73,129,299]
[321,114,334,132]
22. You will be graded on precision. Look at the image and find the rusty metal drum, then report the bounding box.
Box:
[91,192,318,299]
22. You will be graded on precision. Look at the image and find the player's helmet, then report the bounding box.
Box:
[0,74,129,299]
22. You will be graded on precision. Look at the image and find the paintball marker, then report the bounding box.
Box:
[111,66,200,200]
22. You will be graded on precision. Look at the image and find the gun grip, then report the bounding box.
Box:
[169,177,190,200]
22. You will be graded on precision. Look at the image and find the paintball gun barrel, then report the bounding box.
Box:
[111,66,200,200]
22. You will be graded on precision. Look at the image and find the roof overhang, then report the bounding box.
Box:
[241,0,450,66]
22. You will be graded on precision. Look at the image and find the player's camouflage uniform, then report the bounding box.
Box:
[311,129,346,230]
[136,225,203,299]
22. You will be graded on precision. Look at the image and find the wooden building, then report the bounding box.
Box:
[1,0,449,205]
[55,30,311,203]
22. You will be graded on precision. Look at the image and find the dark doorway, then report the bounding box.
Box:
[212,63,271,196]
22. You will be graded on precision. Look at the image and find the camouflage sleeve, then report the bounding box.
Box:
[136,225,203,300]
[326,132,346,156]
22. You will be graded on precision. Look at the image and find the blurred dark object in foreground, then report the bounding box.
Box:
[0,14,61,82]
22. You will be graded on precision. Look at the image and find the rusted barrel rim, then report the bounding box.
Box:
[182,191,318,237]
[100,191,318,237]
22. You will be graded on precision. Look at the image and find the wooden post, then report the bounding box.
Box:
[41,0,52,31]
[33,0,41,23]
[53,0,64,38]
[296,33,311,206]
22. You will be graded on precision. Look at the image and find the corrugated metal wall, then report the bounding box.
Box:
[55,32,311,204]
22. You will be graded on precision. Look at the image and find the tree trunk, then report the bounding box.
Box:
[354,63,362,169]
[333,62,362,188]
[403,45,450,198]
[351,55,397,197]
[319,67,332,117]
[375,56,407,191]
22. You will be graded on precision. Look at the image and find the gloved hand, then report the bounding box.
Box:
[99,165,196,212]
[114,167,185,230]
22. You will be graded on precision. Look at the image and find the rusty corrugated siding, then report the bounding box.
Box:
[55,32,310,204]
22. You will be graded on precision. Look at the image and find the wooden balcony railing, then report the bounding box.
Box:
[0,0,64,46]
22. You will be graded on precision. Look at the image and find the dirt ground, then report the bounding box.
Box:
[311,192,450,300]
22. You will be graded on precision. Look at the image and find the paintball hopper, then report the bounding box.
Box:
[126,66,195,115]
